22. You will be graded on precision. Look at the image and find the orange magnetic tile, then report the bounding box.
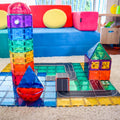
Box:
[100,70,110,80]
[89,70,100,80]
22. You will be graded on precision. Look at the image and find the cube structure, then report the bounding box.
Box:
[7,2,34,85]
[72,12,98,31]
[85,43,111,81]
[56,73,70,92]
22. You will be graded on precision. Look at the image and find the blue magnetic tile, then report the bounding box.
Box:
[0,72,10,76]
[45,86,56,92]
[46,81,55,86]
[1,98,15,106]
[0,86,11,91]
[18,66,43,89]
[5,76,12,81]
[0,98,2,102]
[37,72,47,77]
[0,92,6,97]
[6,92,14,98]
[1,81,13,86]
[44,99,56,107]
[44,92,56,99]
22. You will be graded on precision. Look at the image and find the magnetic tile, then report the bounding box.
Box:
[97,97,113,106]
[5,76,12,81]
[44,99,56,107]
[70,81,79,86]
[70,85,80,91]
[1,98,15,106]
[45,86,56,92]
[46,81,55,86]
[5,92,14,98]
[71,98,84,106]
[0,92,6,97]
[84,98,99,106]
[1,81,13,86]
[0,81,3,85]
[0,86,11,91]
[0,76,6,80]
[57,98,71,107]
[44,92,56,99]
[110,97,120,105]
[40,92,44,98]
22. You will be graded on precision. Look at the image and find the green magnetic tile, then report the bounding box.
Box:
[34,66,39,69]
[74,69,84,73]
[76,72,86,77]
[101,81,110,86]
[38,69,47,72]
[47,70,55,73]
[38,66,47,69]
[56,66,65,69]
[47,66,56,69]
[77,76,88,81]
[56,70,65,73]
[80,85,92,91]
[47,73,56,76]
[104,85,116,90]
[79,81,90,86]
[70,80,79,86]
[70,85,80,91]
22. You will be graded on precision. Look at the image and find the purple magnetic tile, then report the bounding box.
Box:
[89,60,100,70]
[100,60,111,70]
[10,15,24,28]
[7,15,10,28]
[25,15,32,27]
[84,55,90,63]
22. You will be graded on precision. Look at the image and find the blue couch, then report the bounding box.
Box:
[0,27,100,58]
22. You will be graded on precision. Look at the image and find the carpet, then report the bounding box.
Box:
[0,55,120,120]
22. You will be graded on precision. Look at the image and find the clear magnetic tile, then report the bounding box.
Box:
[0,92,6,97]
[44,92,56,99]
[0,76,6,80]
[40,92,44,98]
[0,81,3,85]
[1,81,13,86]
[46,81,55,86]
[6,92,14,98]
[38,77,46,82]
[45,86,56,92]
[44,99,56,107]
[0,86,11,91]
[1,98,15,106]
[5,76,12,81]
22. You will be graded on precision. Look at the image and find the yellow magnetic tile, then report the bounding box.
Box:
[1,69,11,72]
[97,97,113,106]
[110,97,120,105]
[84,97,99,106]
[57,98,71,107]
[71,98,85,107]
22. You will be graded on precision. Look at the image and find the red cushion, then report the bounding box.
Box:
[0,4,10,12]
[30,5,72,28]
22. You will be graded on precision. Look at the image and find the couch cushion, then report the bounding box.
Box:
[30,5,72,28]
[0,10,7,29]
[43,9,67,28]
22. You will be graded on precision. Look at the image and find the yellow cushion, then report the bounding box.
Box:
[0,10,7,29]
[43,9,67,28]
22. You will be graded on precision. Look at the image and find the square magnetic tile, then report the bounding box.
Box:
[5,92,14,98]
[0,86,11,91]
[57,98,71,107]
[46,81,55,86]
[44,92,56,99]
[0,76,6,80]
[44,99,56,107]
[0,92,6,97]
[1,98,15,106]
[71,98,85,106]
[0,81,3,85]
[45,86,56,92]
[5,76,12,81]
[1,81,13,86]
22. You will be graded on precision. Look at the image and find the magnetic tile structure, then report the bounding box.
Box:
[0,62,120,107]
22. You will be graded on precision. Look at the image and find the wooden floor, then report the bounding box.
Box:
[103,44,120,55]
